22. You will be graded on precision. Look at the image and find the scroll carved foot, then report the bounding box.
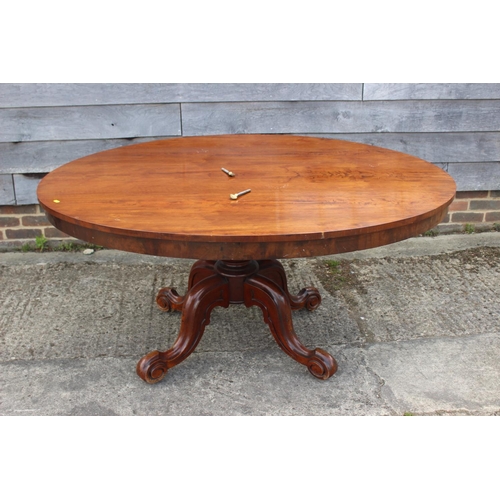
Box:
[305,348,338,380]
[137,273,230,384]
[256,260,322,311]
[136,350,169,384]
[244,274,337,380]
[289,287,322,311]
[156,287,185,311]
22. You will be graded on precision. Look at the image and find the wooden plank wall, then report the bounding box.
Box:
[1,83,499,205]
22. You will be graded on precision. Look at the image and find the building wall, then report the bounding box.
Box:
[1,83,499,246]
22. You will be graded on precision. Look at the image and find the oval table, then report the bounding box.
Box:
[37,134,456,383]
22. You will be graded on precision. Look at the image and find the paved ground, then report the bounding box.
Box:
[1,233,499,415]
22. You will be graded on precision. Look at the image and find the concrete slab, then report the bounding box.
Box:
[1,348,390,416]
[337,247,500,343]
[361,332,500,415]
[1,233,499,415]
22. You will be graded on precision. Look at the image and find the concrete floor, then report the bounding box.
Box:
[1,233,499,415]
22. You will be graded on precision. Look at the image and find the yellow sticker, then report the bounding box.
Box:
[53,199,61,203]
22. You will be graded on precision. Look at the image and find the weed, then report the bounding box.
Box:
[403,412,414,416]
[464,223,475,234]
[423,229,439,237]
[35,235,48,252]
[316,259,364,293]
[325,260,341,272]
[15,239,103,253]
[493,223,500,232]
[55,242,79,252]
[54,242,104,252]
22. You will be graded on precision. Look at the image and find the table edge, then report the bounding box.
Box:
[41,195,453,260]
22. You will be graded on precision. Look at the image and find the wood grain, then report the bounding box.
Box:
[137,258,337,383]
[447,163,500,191]
[0,174,15,205]
[0,83,362,108]
[13,174,45,205]
[0,137,174,174]
[4,133,500,174]
[38,135,456,260]
[310,132,500,163]
[3,134,497,206]
[0,104,180,142]
[182,101,500,136]
[364,83,500,100]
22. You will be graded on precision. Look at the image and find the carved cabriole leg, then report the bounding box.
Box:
[140,258,335,383]
[137,273,229,384]
[156,260,217,311]
[257,260,322,311]
[244,273,337,380]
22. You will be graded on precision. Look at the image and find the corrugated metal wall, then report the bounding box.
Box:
[1,83,499,205]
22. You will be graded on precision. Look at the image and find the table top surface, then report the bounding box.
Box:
[37,134,456,260]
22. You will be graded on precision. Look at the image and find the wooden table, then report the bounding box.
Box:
[37,134,456,383]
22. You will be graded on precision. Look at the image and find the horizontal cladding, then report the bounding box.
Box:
[364,83,500,100]
[0,104,181,142]
[446,163,500,191]
[181,100,500,136]
[0,174,16,204]
[308,132,500,164]
[3,84,499,107]
[0,83,363,108]
[0,137,174,174]
[0,83,499,205]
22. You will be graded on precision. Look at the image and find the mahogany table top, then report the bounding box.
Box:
[37,134,456,260]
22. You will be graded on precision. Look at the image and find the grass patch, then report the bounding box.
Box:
[316,258,363,293]
[325,259,341,272]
